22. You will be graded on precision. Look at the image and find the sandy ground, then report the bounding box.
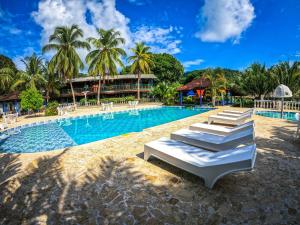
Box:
[0,105,299,225]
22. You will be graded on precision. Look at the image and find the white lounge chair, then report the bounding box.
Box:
[189,121,254,136]
[223,108,253,115]
[208,113,252,125]
[171,126,254,151]
[218,109,254,118]
[144,137,256,188]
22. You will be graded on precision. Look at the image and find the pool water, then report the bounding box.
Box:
[256,111,298,121]
[0,106,213,153]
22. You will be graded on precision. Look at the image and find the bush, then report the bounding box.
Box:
[45,101,59,116]
[20,88,44,113]
[232,97,254,108]
[183,96,194,105]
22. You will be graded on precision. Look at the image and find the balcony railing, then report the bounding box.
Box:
[61,84,153,95]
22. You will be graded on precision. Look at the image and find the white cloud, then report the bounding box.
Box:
[183,59,204,68]
[196,0,255,43]
[133,26,181,54]
[31,0,182,69]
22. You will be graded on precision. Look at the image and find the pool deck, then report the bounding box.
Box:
[0,104,299,224]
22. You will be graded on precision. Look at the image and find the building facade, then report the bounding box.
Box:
[60,74,157,102]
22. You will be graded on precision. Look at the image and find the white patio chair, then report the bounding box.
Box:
[144,137,256,188]
[208,113,252,125]
[171,126,254,152]
[189,120,254,136]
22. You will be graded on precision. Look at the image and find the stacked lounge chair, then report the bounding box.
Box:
[144,108,256,188]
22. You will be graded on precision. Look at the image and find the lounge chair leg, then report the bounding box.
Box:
[144,149,150,161]
[203,176,216,189]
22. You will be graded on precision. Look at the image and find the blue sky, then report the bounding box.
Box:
[0,0,299,72]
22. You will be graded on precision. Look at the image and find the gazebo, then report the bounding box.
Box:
[177,77,210,106]
[273,84,293,118]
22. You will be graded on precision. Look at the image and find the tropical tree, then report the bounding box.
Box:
[20,88,44,114]
[150,82,180,105]
[270,61,300,97]
[150,53,184,83]
[128,42,153,100]
[0,68,14,93]
[43,64,61,103]
[42,24,90,108]
[86,29,126,105]
[11,53,46,91]
[203,69,227,106]
[242,63,274,99]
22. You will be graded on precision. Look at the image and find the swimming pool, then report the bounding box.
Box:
[256,110,298,121]
[0,106,213,153]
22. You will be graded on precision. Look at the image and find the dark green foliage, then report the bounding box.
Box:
[150,82,180,105]
[20,89,44,112]
[150,53,184,83]
[45,101,59,116]
[232,97,254,108]
[0,55,17,71]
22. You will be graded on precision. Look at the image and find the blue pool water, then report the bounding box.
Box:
[0,106,213,153]
[256,111,298,121]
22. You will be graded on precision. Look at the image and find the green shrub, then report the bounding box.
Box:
[45,101,59,116]
[232,97,254,108]
[20,88,44,113]
[183,96,194,105]
[88,99,97,104]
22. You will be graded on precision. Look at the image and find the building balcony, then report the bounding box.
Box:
[61,84,154,96]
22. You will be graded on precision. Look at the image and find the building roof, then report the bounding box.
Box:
[177,77,210,91]
[0,91,20,102]
[71,74,157,83]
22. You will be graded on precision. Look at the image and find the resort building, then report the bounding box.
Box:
[0,74,157,113]
[60,74,157,102]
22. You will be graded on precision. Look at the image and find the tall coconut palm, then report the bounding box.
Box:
[270,61,300,96]
[203,69,227,106]
[42,24,90,107]
[86,29,126,105]
[11,53,46,91]
[43,64,61,103]
[242,63,274,99]
[0,68,14,93]
[128,42,153,100]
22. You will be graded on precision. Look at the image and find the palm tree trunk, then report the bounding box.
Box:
[69,80,76,110]
[46,90,50,104]
[97,76,101,105]
[137,71,141,100]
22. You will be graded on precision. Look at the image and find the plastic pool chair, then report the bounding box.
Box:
[295,113,300,138]
[217,109,254,118]
[144,137,256,188]
[208,113,252,125]
[189,120,254,136]
[171,126,254,152]
[223,108,254,115]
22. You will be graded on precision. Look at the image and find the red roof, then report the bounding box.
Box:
[0,91,20,102]
[177,77,210,91]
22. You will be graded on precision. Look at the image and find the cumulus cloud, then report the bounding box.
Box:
[182,59,204,68]
[196,0,255,43]
[31,0,181,67]
[134,26,181,54]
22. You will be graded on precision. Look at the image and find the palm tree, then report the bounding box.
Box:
[270,61,300,97]
[128,42,153,100]
[11,53,46,91]
[42,24,90,108]
[0,67,14,93]
[86,29,126,105]
[203,69,227,106]
[242,63,274,99]
[43,64,61,103]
